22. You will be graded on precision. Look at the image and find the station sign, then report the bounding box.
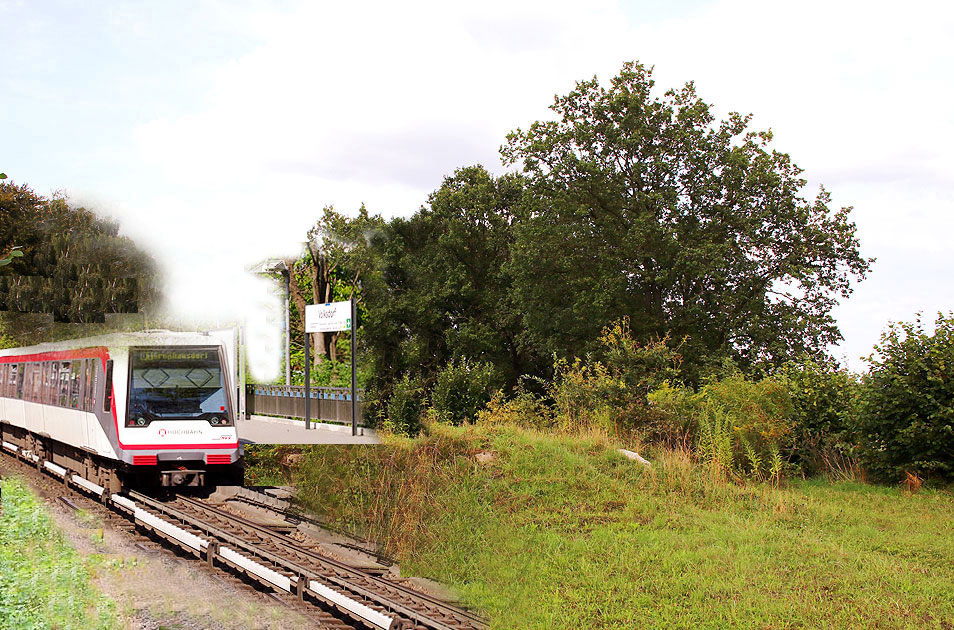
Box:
[305,301,352,333]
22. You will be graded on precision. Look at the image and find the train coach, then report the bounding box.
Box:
[0,330,243,492]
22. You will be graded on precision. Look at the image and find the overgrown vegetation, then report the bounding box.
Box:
[246,425,954,630]
[254,60,951,487]
[857,313,954,482]
[0,476,118,630]
[0,180,159,327]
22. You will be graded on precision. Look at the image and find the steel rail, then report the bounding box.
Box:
[125,490,400,630]
[127,491,485,630]
[176,494,487,629]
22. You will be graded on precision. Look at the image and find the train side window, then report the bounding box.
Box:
[32,363,42,402]
[52,362,63,406]
[48,362,57,405]
[37,362,47,403]
[84,360,97,411]
[15,363,24,399]
[58,361,72,407]
[70,361,83,409]
[103,359,113,412]
[44,362,56,405]
[0,364,6,398]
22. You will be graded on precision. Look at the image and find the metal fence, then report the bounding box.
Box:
[246,385,365,426]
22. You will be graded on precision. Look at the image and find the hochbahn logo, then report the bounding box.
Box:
[157,428,202,436]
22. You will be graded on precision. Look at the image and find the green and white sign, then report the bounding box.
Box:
[305,301,352,333]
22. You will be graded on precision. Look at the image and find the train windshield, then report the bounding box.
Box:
[127,347,230,423]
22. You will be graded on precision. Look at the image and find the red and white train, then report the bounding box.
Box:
[0,330,243,491]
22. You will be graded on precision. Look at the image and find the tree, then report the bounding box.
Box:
[501,62,871,379]
[361,166,531,409]
[857,313,954,483]
[283,205,384,367]
[0,180,159,323]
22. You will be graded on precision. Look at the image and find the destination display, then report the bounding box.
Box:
[305,301,352,333]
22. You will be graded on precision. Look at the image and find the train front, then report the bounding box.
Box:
[118,345,242,487]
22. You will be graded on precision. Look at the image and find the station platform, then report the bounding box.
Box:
[237,414,380,445]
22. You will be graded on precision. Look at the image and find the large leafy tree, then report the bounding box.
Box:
[362,166,530,404]
[502,62,871,377]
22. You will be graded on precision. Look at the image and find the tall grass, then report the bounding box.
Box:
[253,422,954,630]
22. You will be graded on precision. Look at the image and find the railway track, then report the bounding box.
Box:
[220,486,395,567]
[0,443,488,630]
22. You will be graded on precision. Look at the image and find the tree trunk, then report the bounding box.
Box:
[284,258,319,362]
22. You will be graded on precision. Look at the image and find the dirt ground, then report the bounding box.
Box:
[48,499,320,630]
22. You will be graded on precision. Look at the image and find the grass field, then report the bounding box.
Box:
[246,424,954,630]
[0,476,118,630]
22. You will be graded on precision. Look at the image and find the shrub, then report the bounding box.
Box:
[385,374,426,435]
[650,370,793,480]
[477,390,555,431]
[431,358,501,425]
[549,319,682,434]
[856,313,954,483]
[644,381,698,447]
[549,356,618,431]
[598,319,682,404]
[777,358,861,478]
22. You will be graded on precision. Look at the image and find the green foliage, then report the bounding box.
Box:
[548,319,682,435]
[0,246,23,268]
[476,390,555,431]
[697,371,793,480]
[382,374,426,435]
[502,61,871,379]
[856,313,954,482]
[650,370,793,480]
[362,166,530,421]
[777,358,860,476]
[0,181,159,323]
[431,358,502,425]
[0,477,118,629]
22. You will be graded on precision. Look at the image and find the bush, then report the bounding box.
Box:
[598,319,681,403]
[697,372,793,480]
[856,313,954,483]
[477,390,555,431]
[777,358,860,477]
[549,356,618,431]
[649,369,793,480]
[431,358,501,425]
[385,374,426,435]
[549,319,682,434]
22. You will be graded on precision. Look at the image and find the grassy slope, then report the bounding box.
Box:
[0,476,118,630]
[251,424,954,630]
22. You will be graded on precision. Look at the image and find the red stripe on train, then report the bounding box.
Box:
[0,347,110,362]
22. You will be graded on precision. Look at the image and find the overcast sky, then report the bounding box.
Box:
[3,0,952,378]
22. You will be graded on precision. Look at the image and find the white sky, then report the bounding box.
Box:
[3,0,952,377]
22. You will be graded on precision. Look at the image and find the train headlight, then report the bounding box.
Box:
[136,417,147,426]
